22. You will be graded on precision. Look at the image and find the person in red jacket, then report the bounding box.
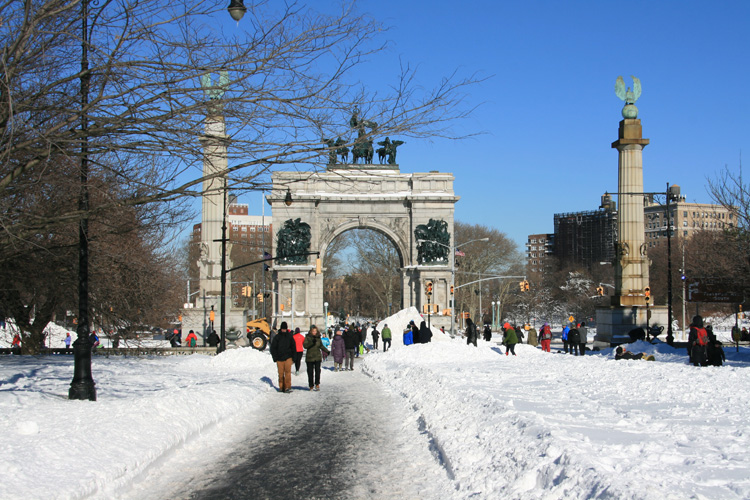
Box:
[292,327,305,375]
[184,330,198,347]
[540,323,552,352]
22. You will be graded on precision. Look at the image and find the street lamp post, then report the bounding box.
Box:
[69,0,96,401]
[491,301,496,331]
[665,182,680,345]
[324,302,329,329]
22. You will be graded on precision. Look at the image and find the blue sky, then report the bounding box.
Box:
[224,0,750,248]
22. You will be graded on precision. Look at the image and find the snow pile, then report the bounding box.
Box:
[362,340,750,499]
[0,348,273,499]
[372,306,450,347]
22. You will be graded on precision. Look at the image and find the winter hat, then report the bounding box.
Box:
[692,315,703,328]
[503,322,511,330]
[295,327,301,333]
[280,322,288,330]
[616,346,623,355]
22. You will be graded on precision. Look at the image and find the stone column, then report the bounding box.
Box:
[198,114,230,309]
[612,119,649,307]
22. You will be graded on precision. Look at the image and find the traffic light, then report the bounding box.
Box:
[242,285,252,297]
[644,286,651,302]
[450,285,454,295]
[257,293,263,303]
[425,281,433,296]
[519,281,525,292]
[524,280,530,292]
[209,310,215,322]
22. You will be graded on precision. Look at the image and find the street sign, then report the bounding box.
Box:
[568,316,575,323]
[687,278,744,303]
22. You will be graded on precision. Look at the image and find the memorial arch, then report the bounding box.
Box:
[267,165,459,331]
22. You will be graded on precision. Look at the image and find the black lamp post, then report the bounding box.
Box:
[69,0,96,401]
[665,183,680,345]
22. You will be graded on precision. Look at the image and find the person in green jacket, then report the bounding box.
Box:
[381,323,392,351]
[303,325,326,391]
[502,322,518,356]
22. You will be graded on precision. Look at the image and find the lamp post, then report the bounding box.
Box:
[69,0,96,401]
[324,302,329,329]
[491,301,496,331]
[665,183,680,345]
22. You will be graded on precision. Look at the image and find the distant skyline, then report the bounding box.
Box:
[205,0,750,250]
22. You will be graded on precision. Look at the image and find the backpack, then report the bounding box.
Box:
[695,327,708,346]
[541,326,552,340]
[189,337,196,347]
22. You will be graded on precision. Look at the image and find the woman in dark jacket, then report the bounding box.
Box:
[332,330,346,371]
[419,321,432,343]
[303,325,325,391]
[270,322,295,393]
[412,321,421,344]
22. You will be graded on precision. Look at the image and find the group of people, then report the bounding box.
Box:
[402,320,433,345]
[270,320,397,392]
[687,315,725,367]
[560,322,588,356]
[270,322,328,393]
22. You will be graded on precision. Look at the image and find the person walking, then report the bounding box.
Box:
[64,332,72,350]
[502,323,518,356]
[465,318,478,347]
[540,323,552,352]
[303,325,325,391]
[381,324,392,351]
[332,329,346,371]
[270,322,295,393]
[419,320,432,343]
[371,326,380,349]
[320,334,331,362]
[292,327,305,375]
[578,322,588,355]
[343,324,359,370]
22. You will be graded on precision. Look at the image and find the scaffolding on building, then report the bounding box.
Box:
[553,209,618,268]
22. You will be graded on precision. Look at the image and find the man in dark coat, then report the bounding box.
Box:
[270,322,295,392]
[207,329,220,347]
[343,325,359,370]
[465,318,478,347]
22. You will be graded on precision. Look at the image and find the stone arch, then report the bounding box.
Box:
[318,219,408,270]
[268,167,458,331]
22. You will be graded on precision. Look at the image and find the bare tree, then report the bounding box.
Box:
[453,222,522,323]
[1,0,479,346]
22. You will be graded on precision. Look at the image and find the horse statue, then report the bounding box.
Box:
[335,137,349,163]
[352,139,373,164]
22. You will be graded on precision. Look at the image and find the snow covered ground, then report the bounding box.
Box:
[2,309,750,499]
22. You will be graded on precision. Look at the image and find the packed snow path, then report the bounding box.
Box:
[125,357,456,500]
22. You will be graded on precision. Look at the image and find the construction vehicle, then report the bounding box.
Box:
[246,318,272,350]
